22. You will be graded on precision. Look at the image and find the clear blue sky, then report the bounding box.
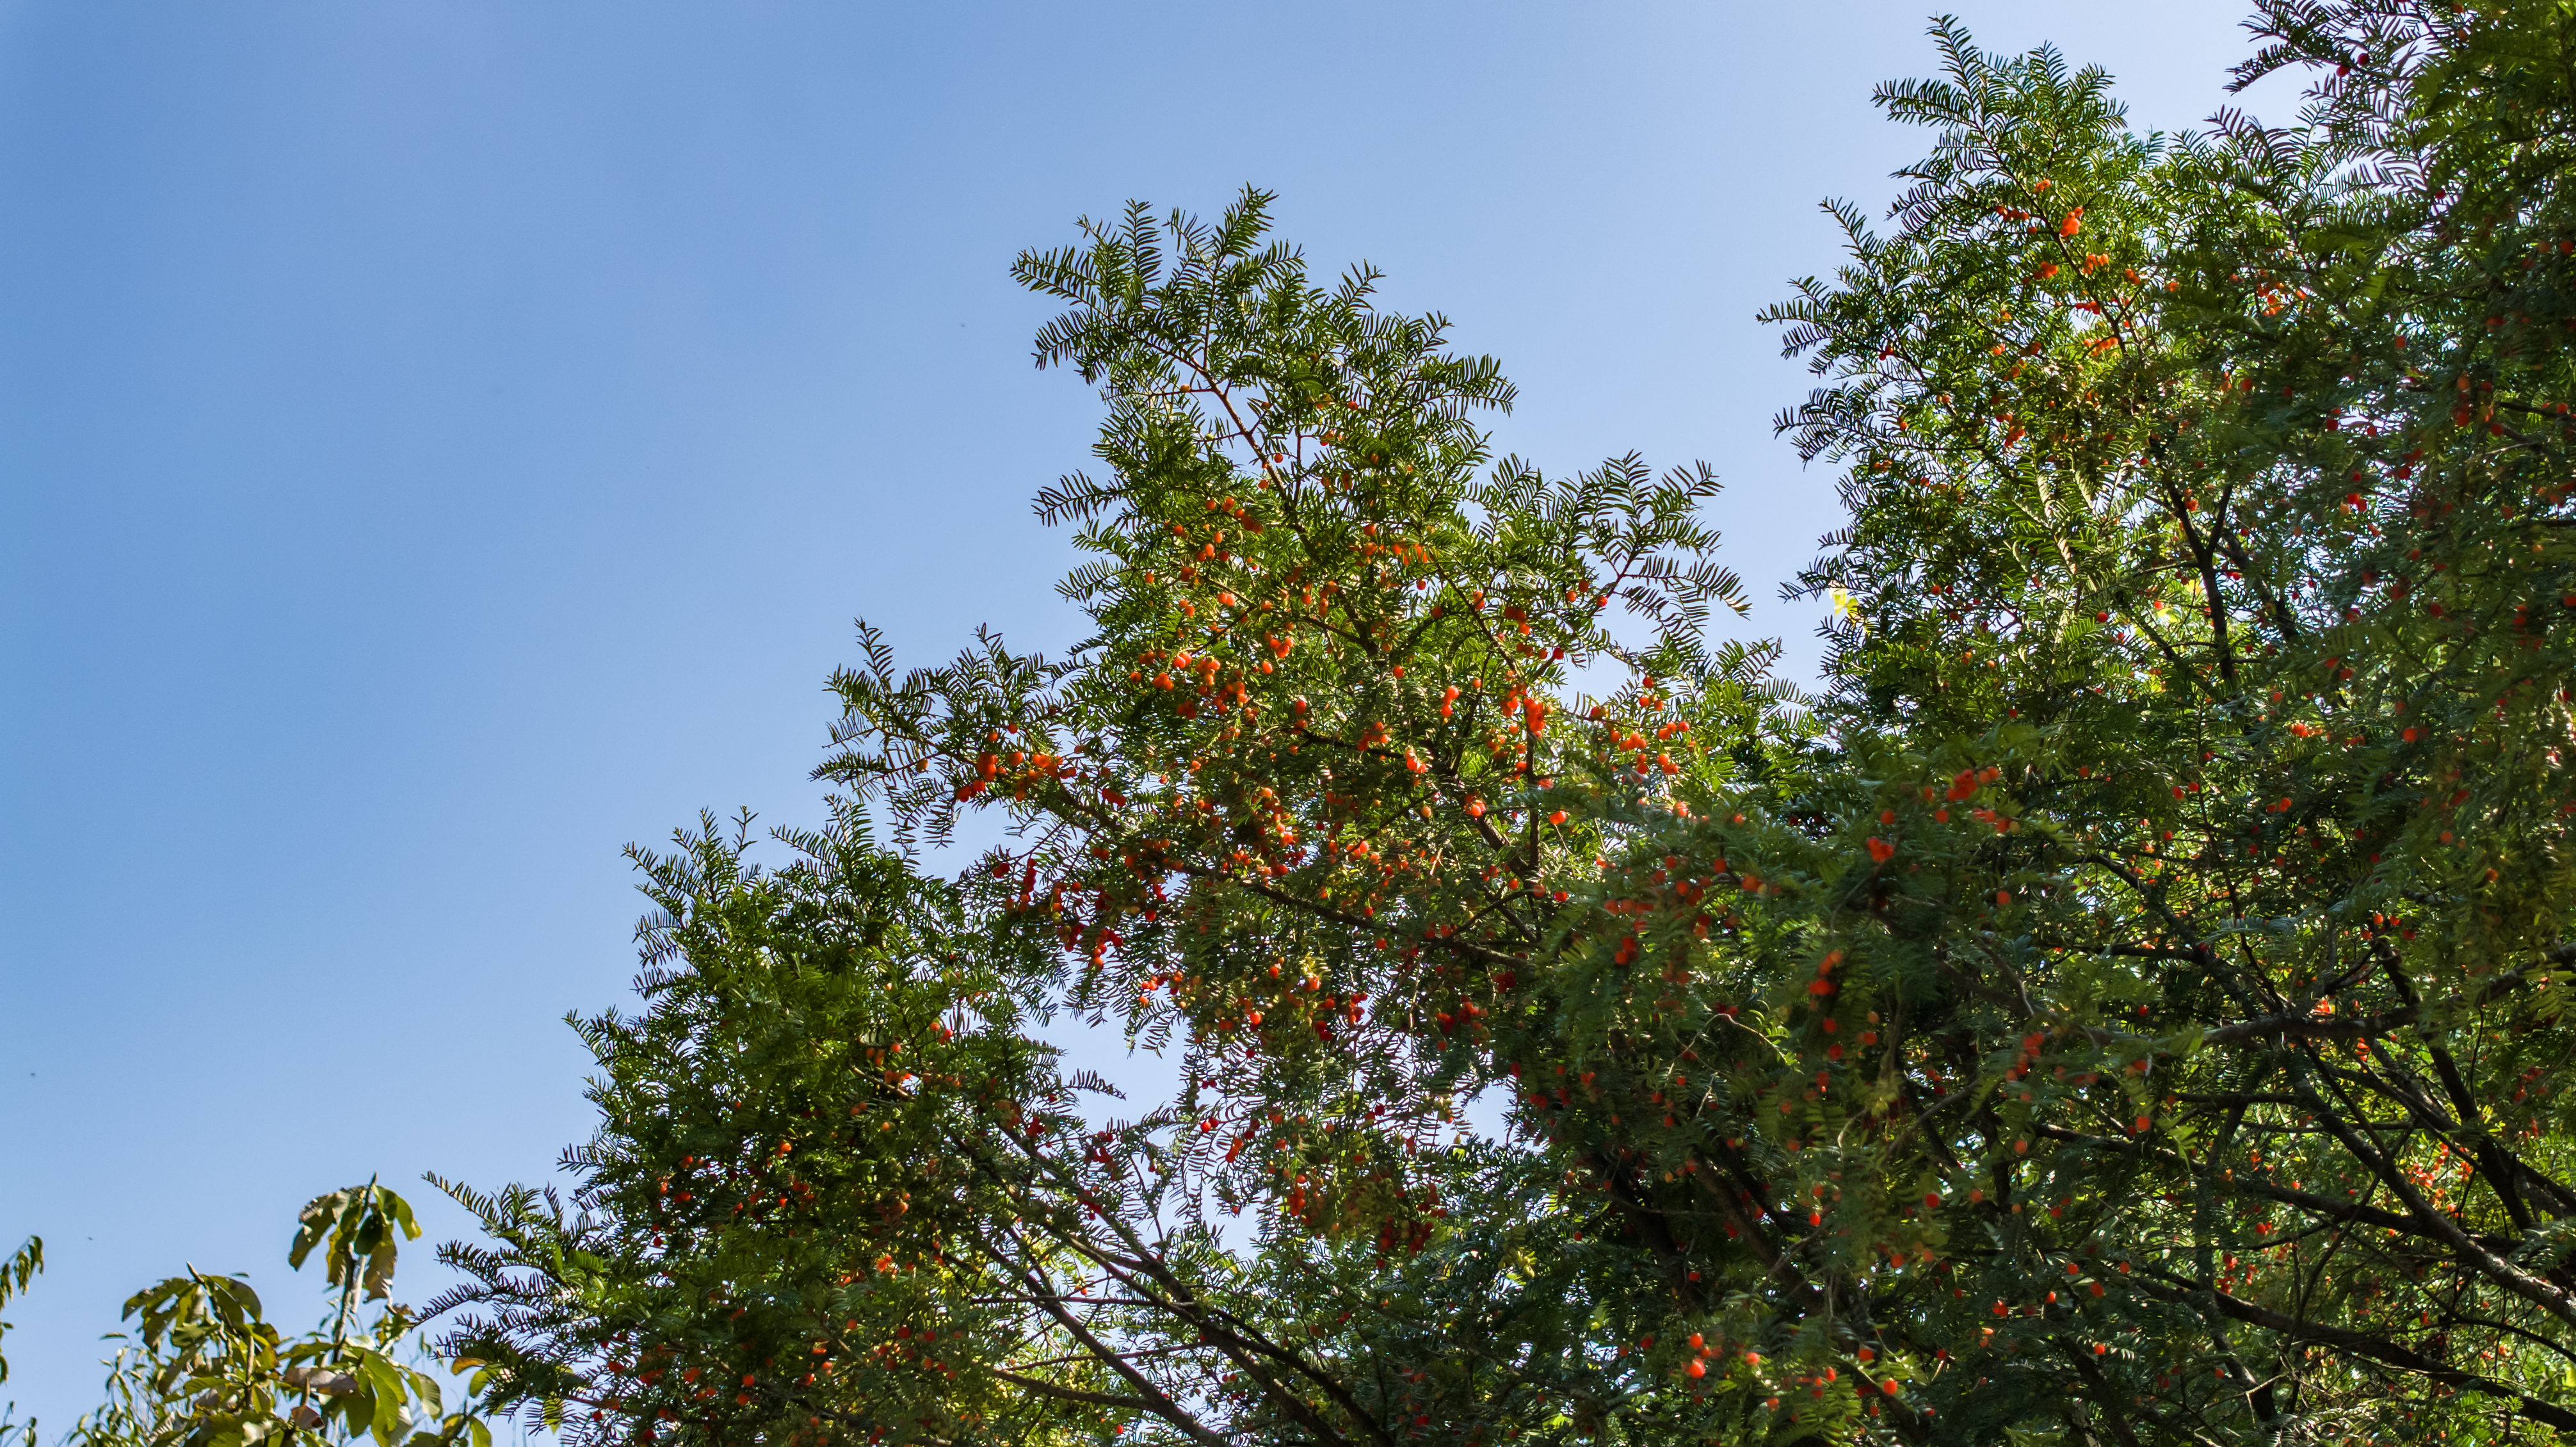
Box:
[1,0,2294,1425]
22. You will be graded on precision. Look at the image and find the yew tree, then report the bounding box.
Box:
[438,5,2576,1444]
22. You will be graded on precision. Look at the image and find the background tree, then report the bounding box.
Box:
[437,4,2576,1444]
[51,1185,490,1447]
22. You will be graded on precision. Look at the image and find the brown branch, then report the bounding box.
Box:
[1003,1257,1234,1447]
[2173,491,2241,687]
[2130,1275,2576,1432]
[1168,861,1525,969]
[990,1140,1399,1447]
[988,1370,1175,1417]
[2062,1344,2146,1447]
[2290,1065,2576,1334]
[2201,1003,2417,1048]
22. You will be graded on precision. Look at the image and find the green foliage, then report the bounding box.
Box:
[1,1235,40,1389]
[61,1186,489,1447]
[2,1236,43,1447]
[1757,4,2576,1439]
[291,1184,420,1314]
[431,7,2576,1446]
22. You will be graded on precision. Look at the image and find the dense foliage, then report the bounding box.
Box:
[398,3,2576,1444]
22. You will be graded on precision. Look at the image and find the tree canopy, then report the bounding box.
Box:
[436,5,2576,1443]
[23,3,2576,1446]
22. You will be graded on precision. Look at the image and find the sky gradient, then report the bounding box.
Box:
[1,1,2298,1427]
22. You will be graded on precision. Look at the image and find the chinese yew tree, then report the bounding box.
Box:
[438,4,2576,1444]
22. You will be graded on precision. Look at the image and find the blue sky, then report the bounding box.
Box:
[1,0,2294,1425]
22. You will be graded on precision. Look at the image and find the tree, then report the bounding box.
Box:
[1760,4,2576,1437]
[437,5,2576,1444]
[53,1184,492,1447]
[436,199,1787,1447]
